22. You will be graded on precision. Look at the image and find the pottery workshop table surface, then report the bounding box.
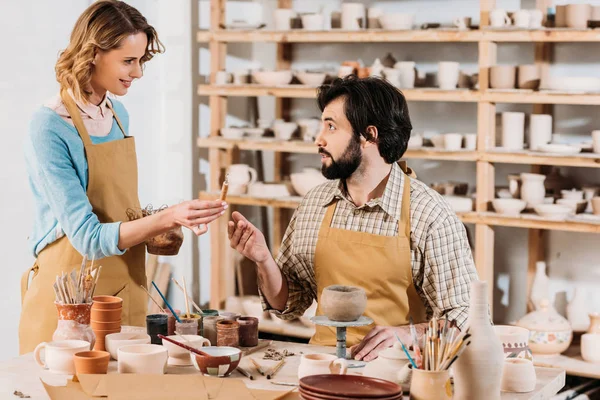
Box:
[0,340,565,399]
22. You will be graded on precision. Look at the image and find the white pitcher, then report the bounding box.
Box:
[227,164,257,186]
[298,353,348,379]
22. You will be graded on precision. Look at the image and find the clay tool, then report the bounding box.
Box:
[140,285,167,314]
[270,381,298,387]
[171,278,202,313]
[266,359,285,379]
[158,334,210,357]
[220,174,229,201]
[151,281,181,323]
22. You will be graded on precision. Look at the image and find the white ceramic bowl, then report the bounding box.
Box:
[533,204,573,220]
[105,332,151,360]
[244,128,265,138]
[290,168,328,196]
[252,70,293,86]
[220,128,244,139]
[379,13,414,30]
[492,199,527,216]
[556,198,587,214]
[301,14,324,31]
[163,335,210,366]
[273,122,298,140]
[545,76,600,92]
[117,344,168,374]
[443,195,473,213]
[296,71,327,86]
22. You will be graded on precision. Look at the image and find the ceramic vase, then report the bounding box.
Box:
[530,261,550,311]
[588,313,600,334]
[453,281,503,400]
[566,288,590,332]
[520,173,546,209]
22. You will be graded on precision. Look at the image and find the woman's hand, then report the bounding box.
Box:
[170,200,227,235]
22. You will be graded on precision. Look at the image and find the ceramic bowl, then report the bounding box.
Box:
[291,168,328,196]
[494,325,533,360]
[244,128,265,138]
[443,195,473,213]
[105,332,151,360]
[321,285,367,322]
[556,199,587,214]
[73,351,110,375]
[273,122,298,140]
[190,346,242,377]
[545,76,600,92]
[581,333,600,363]
[492,199,527,216]
[379,13,414,30]
[501,358,537,393]
[536,143,581,155]
[561,189,584,201]
[533,204,573,220]
[252,70,293,86]
[117,344,168,374]
[296,71,327,86]
[163,335,211,366]
[220,127,245,139]
[92,296,123,310]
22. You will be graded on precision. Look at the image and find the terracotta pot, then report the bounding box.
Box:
[320,285,367,322]
[191,346,242,377]
[92,296,123,310]
[410,369,452,400]
[490,65,516,89]
[93,327,122,351]
[500,358,536,393]
[91,320,122,331]
[216,320,240,347]
[73,350,110,375]
[91,307,122,322]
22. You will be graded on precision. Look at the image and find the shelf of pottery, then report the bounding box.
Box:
[197,0,600,347]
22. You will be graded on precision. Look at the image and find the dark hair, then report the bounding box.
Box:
[317,75,413,163]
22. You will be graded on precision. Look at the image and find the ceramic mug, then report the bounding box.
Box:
[273,9,295,30]
[227,164,258,186]
[529,114,552,151]
[529,9,543,29]
[298,353,348,379]
[34,340,91,374]
[490,9,511,28]
[437,62,460,90]
[501,112,525,150]
[513,10,530,29]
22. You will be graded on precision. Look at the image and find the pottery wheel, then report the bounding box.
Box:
[310,316,373,368]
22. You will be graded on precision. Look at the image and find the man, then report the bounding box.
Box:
[228,75,478,361]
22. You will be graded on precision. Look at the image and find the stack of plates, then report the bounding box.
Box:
[299,375,403,400]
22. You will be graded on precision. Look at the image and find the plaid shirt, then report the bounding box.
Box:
[261,162,478,329]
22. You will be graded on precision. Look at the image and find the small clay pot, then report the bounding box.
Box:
[92,296,123,310]
[91,307,122,322]
[91,320,122,331]
[216,320,240,347]
[238,317,259,347]
[320,285,367,322]
[73,350,110,375]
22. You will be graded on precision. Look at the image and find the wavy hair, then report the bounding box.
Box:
[55,0,164,103]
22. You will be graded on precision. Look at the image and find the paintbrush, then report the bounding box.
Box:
[152,281,181,323]
[394,333,418,369]
[182,275,191,318]
[250,358,267,376]
[171,278,202,313]
[266,358,285,380]
[242,340,272,356]
[140,285,167,314]
[158,334,210,357]
[236,366,255,380]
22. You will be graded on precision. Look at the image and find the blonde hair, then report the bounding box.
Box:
[55,0,164,103]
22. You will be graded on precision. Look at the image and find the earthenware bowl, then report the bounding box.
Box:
[190,346,242,377]
[163,335,210,366]
[321,285,367,322]
[73,350,110,375]
[252,70,293,86]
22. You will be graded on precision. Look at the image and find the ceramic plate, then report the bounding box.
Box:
[299,375,403,398]
[222,23,266,30]
[535,143,581,155]
[299,387,402,400]
[571,213,600,223]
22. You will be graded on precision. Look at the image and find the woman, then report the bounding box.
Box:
[20,0,226,354]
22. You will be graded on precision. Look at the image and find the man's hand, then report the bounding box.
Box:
[350,326,413,362]
[228,211,271,264]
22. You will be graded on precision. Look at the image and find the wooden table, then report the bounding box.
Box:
[0,340,565,399]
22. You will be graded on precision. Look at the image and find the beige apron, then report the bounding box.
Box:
[310,163,427,347]
[19,91,147,354]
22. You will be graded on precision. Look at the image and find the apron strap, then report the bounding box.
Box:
[105,99,127,138]
[399,173,412,239]
[21,263,39,305]
[398,160,417,179]
[60,89,93,148]
[322,200,337,229]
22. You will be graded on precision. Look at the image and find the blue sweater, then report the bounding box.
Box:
[24,99,130,259]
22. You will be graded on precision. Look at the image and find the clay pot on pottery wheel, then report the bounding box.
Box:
[320,285,367,322]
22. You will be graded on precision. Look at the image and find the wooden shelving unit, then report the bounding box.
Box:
[199,0,599,374]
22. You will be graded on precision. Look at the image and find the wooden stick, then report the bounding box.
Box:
[140,285,167,314]
[182,275,191,318]
[171,278,202,313]
[220,174,229,201]
[266,359,285,379]
[236,366,255,380]
[158,334,210,357]
[249,358,267,376]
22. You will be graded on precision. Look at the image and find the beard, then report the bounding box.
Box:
[320,135,362,180]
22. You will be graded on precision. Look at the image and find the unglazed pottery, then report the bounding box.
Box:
[588,313,600,334]
[530,262,550,311]
[363,341,411,383]
[453,281,503,400]
[163,335,210,366]
[298,353,348,379]
[191,346,242,377]
[320,285,367,322]
[518,65,541,90]
[73,350,110,375]
[492,199,527,216]
[105,332,151,360]
[565,4,592,29]
[291,168,328,196]
[520,173,546,209]
[581,333,600,363]
[502,112,525,150]
[410,369,452,400]
[500,358,536,393]
[437,62,460,90]
[490,65,516,89]
[494,325,533,361]
[252,70,293,86]
[516,299,573,356]
[529,114,552,151]
[117,344,168,374]
[34,340,90,375]
[566,288,590,332]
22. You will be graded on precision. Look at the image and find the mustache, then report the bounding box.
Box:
[318,148,332,158]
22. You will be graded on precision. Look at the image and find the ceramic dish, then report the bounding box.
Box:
[299,374,403,398]
[220,128,245,139]
[252,70,293,86]
[533,204,572,220]
[536,143,581,155]
[492,199,527,216]
[296,71,327,86]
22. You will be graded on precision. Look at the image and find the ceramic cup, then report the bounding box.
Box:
[395,61,416,89]
[444,133,463,151]
[73,350,110,375]
[298,353,348,379]
[367,7,383,29]
[494,325,533,361]
[118,344,168,374]
[273,9,295,30]
[34,340,91,375]
[490,65,516,89]
[437,62,460,90]
[529,114,552,151]
[566,4,592,29]
[146,314,168,345]
[518,64,541,90]
[301,14,324,31]
[490,9,511,28]
[581,333,600,363]
[591,197,600,216]
[592,131,600,154]
[529,9,543,29]
[341,3,365,30]
[215,71,231,85]
[464,134,477,150]
[501,358,537,393]
[513,10,531,29]
[502,112,525,150]
[228,164,258,187]
[453,17,471,30]
[410,368,452,400]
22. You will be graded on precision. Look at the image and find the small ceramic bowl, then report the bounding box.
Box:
[296,71,327,86]
[220,128,245,139]
[105,332,151,360]
[73,351,110,375]
[190,346,242,377]
[533,204,573,220]
[273,122,298,141]
[492,199,527,216]
[556,198,587,214]
[163,335,210,366]
[321,285,367,322]
[118,344,168,374]
[252,70,293,86]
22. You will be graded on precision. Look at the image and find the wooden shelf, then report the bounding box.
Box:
[259,318,315,339]
[533,344,600,380]
[483,90,600,105]
[197,29,600,43]
[197,137,478,161]
[473,212,600,233]
[198,84,480,102]
[482,150,600,168]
